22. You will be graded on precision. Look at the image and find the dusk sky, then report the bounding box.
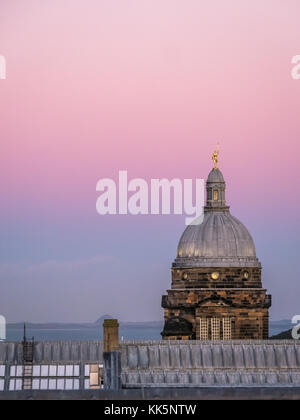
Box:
[0,0,300,323]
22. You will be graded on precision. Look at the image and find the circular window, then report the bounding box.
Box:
[211,272,220,280]
[243,271,249,280]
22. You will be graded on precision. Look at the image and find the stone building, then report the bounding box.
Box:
[162,164,271,340]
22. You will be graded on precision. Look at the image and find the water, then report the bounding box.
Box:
[6,325,163,342]
[5,321,290,342]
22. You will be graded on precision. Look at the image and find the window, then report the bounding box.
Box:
[243,271,249,280]
[9,379,22,391]
[211,318,220,340]
[0,365,5,392]
[49,365,57,376]
[213,190,218,201]
[7,364,81,391]
[41,365,49,377]
[10,366,23,377]
[199,318,208,340]
[222,318,232,340]
[90,364,100,388]
[31,378,80,391]
[0,365,5,377]
[85,364,104,389]
[211,271,220,280]
[199,317,233,340]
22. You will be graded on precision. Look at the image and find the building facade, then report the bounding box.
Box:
[162,164,271,340]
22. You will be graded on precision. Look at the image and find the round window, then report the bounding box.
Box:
[211,272,220,280]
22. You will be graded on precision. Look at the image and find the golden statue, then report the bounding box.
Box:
[212,143,219,169]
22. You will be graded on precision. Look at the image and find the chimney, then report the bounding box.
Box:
[102,319,121,390]
[103,319,119,353]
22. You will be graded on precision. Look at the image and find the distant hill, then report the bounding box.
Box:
[270,329,293,340]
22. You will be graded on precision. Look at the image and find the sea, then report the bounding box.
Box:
[3,320,293,342]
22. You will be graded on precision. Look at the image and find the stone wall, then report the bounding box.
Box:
[171,267,262,289]
[162,288,270,339]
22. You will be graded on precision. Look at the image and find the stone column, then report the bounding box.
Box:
[103,319,121,390]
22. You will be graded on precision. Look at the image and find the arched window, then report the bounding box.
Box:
[213,190,218,201]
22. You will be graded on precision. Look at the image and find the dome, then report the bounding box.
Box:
[207,168,225,183]
[173,167,261,268]
[175,211,260,267]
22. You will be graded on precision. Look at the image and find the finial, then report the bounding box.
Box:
[212,142,220,170]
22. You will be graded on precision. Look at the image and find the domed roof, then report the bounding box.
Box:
[175,212,260,267]
[207,168,225,183]
[173,167,261,268]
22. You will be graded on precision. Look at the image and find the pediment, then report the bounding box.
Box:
[198,299,230,307]
[198,295,231,307]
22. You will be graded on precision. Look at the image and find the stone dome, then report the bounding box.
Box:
[207,168,225,183]
[173,168,261,268]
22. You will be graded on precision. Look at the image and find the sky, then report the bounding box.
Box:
[0,0,300,323]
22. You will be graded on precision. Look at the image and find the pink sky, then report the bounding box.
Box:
[0,0,300,322]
